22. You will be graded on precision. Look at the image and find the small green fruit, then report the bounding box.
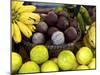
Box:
[77,65,89,70]
[88,58,96,69]
[30,45,49,64]
[12,52,22,73]
[76,47,93,65]
[19,61,40,73]
[58,50,76,70]
[41,60,59,72]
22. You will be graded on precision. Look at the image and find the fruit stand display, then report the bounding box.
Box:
[11,1,96,74]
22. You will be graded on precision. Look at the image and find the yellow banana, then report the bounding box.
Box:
[19,12,40,25]
[88,22,96,48]
[13,22,22,43]
[16,21,32,38]
[27,24,36,32]
[12,1,18,10]
[14,1,24,12]
[18,5,36,13]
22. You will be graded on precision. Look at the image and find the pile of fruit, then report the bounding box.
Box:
[11,1,96,74]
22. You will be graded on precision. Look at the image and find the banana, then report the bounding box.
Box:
[80,6,92,25]
[18,5,36,13]
[12,1,18,10]
[16,21,32,38]
[88,22,96,48]
[27,24,36,32]
[83,35,92,49]
[19,12,40,25]
[12,22,22,43]
[14,1,24,12]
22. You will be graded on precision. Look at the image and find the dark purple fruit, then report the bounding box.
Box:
[48,27,59,36]
[56,16,69,31]
[69,18,79,30]
[36,21,48,33]
[64,26,77,43]
[45,11,58,26]
[32,32,45,44]
[58,11,69,18]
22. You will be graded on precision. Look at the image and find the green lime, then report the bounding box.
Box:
[41,60,59,72]
[30,45,49,64]
[77,65,89,70]
[88,58,96,69]
[58,50,76,70]
[76,47,93,65]
[12,52,22,73]
[19,61,40,73]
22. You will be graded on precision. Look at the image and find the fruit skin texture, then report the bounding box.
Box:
[12,52,22,73]
[30,45,49,64]
[77,65,89,70]
[51,31,65,45]
[88,58,96,69]
[64,26,77,43]
[16,21,32,38]
[41,60,59,72]
[58,50,76,70]
[12,22,22,43]
[32,32,45,44]
[19,13,40,25]
[76,47,93,65]
[19,61,40,73]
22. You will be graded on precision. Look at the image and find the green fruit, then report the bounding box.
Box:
[72,61,79,70]
[51,58,58,64]
[41,60,59,72]
[88,58,96,69]
[19,61,40,73]
[77,65,89,70]
[12,52,22,73]
[58,50,76,70]
[76,47,93,65]
[30,45,49,64]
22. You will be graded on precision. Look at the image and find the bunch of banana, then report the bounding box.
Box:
[12,1,40,43]
[83,22,96,48]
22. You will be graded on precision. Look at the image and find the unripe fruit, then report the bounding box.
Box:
[12,52,22,73]
[76,47,93,65]
[19,61,40,73]
[41,60,59,72]
[30,45,49,64]
[58,50,76,70]
[88,58,96,69]
[77,65,89,70]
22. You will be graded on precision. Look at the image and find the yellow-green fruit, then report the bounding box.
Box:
[51,58,58,64]
[19,61,40,73]
[88,58,96,69]
[77,65,89,70]
[58,50,76,70]
[72,61,79,70]
[76,47,93,65]
[41,60,59,72]
[30,45,49,64]
[88,22,96,48]
[12,52,22,73]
